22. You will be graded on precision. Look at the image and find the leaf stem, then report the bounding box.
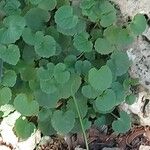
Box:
[72,95,89,150]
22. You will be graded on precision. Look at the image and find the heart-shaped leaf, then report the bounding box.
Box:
[129,14,147,35]
[1,70,17,87]
[0,44,20,65]
[0,15,26,44]
[88,65,112,91]
[55,5,78,29]
[14,94,39,116]
[112,111,131,133]
[51,110,75,134]
[94,38,113,55]
[14,117,35,139]
[95,89,116,112]
[73,32,93,52]
[54,63,70,84]
[0,87,12,106]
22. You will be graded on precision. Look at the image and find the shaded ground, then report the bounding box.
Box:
[34,126,150,150]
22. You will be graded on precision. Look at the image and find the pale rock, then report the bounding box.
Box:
[0,111,41,150]
[139,145,150,150]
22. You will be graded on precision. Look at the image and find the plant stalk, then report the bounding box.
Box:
[72,95,89,150]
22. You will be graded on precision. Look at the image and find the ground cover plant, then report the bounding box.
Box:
[0,0,147,149]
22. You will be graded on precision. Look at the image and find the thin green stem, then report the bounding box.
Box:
[72,95,89,150]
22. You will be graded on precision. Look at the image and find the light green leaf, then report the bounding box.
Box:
[1,70,17,87]
[14,117,35,139]
[100,12,116,27]
[54,63,70,84]
[75,60,91,75]
[111,82,125,104]
[55,5,78,29]
[126,94,136,105]
[88,65,112,91]
[57,19,86,36]
[14,94,39,116]
[82,85,101,99]
[94,38,113,55]
[104,26,133,46]
[29,0,42,5]
[22,28,35,45]
[40,79,57,94]
[34,90,59,108]
[0,44,20,65]
[0,87,12,106]
[95,89,116,112]
[80,0,95,9]
[38,0,57,11]
[67,95,87,118]
[37,63,54,80]
[112,111,131,133]
[2,0,21,15]
[0,15,25,44]
[129,14,147,35]
[51,110,75,134]
[25,8,50,31]
[57,74,81,99]
[73,32,93,52]
[111,51,131,76]
[35,35,56,58]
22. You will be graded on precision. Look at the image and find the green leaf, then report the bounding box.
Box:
[57,74,81,99]
[73,32,93,52]
[0,44,20,65]
[94,38,113,55]
[82,85,101,99]
[51,110,75,134]
[75,60,91,75]
[100,12,116,27]
[104,26,133,46]
[80,0,95,9]
[57,19,86,36]
[29,0,42,5]
[54,63,70,84]
[67,94,88,118]
[38,108,52,122]
[34,90,59,108]
[55,5,78,29]
[38,0,57,11]
[126,94,136,105]
[129,14,147,35]
[35,35,56,58]
[40,79,57,94]
[14,117,35,139]
[38,118,56,135]
[112,111,131,133]
[20,67,36,81]
[110,51,131,76]
[37,63,54,80]
[22,28,35,45]
[111,82,125,104]
[88,65,112,91]
[0,87,12,106]
[0,15,25,44]
[14,93,39,116]
[95,89,116,112]
[25,8,50,31]
[1,70,17,87]
[2,0,21,15]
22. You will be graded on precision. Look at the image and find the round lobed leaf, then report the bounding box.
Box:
[51,110,75,134]
[88,65,112,91]
[55,5,78,29]
[14,94,39,116]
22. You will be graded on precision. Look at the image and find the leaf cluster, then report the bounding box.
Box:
[0,0,147,139]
